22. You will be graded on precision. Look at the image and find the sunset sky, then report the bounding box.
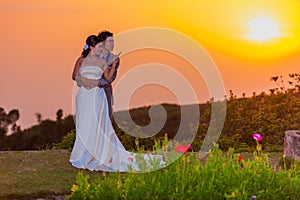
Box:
[1,0,300,129]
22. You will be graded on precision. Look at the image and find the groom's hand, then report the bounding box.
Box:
[112,52,121,63]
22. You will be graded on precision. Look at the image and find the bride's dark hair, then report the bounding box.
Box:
[81,35,100,58]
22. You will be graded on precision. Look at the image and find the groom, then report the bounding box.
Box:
[76,30,120,121]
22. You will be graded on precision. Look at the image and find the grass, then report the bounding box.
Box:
[0,150,286,199]
[0,150,100,200]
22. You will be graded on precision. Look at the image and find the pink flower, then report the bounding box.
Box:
[128,157,133,162]
[175,144,192,154]
[252,133,263,142]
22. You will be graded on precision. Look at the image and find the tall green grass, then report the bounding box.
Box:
[66,146,300,200]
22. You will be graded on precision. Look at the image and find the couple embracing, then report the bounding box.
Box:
[70,31,164,172]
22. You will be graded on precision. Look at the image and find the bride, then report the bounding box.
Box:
[70,35,164,172]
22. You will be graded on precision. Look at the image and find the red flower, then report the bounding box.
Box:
[175,144,192,154]
[238,155,244,162]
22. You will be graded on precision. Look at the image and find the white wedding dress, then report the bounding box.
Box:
[70,66,164,172]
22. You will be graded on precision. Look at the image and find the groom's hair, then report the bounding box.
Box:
[98,31,113,42]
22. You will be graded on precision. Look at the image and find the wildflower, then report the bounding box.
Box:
[238,155,244,168]
[252,133,263,159]
[71,184,79,192]
[238,155,244,162]
[251,195,257,199]
[175,144,192,154]
[252,133,263,142]
[128,157,133,162]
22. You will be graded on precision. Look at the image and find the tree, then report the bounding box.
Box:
[0,107,7,137]
[35,112,42,124]
[0,108,21,137]
[7,109,19,123]
[7,109,20,134]
[56,109,63,121]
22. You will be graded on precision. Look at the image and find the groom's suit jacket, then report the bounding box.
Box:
[99,52,120,88]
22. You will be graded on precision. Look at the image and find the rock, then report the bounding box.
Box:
[284,130,300,162]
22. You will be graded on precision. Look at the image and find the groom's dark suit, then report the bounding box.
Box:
[99,51,120,120]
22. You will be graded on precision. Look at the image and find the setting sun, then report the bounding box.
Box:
[247,17,282,41]
[158,0,300,60]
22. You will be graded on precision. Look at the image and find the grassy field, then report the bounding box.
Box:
[0,150,283,200]
[0,150,101,200]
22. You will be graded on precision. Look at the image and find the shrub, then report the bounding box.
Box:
[52,129,75,151]
[66,146,300,199]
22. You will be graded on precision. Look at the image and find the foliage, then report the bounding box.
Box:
[214,73,300,151]
[53,129,76,151]
[0,115,75,150]
[56,109,64,121]
[1,73,300,152]
[113,73,300,152]
[278,155,299,170]
[66,146,300,200]
[0,108,20,137]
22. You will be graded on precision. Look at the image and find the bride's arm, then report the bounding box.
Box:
[72,57,84,81]
[77,76,99,89]
[72,57,98,89]
[72,57,90,89]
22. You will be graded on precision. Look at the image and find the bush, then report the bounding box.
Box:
[52,129,76,151]
[66,146,300,199]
